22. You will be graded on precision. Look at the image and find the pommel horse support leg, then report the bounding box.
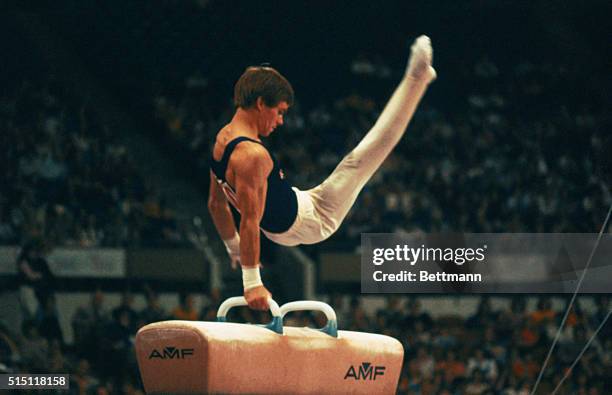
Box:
[136,298,404,394]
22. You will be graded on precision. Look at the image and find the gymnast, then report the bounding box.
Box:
[209,36,437,310]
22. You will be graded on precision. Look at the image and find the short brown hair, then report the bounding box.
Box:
[233,66,294,109]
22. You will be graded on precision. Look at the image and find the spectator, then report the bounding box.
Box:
[70,358,99,395]
[112,291,139,334]
[37,295,64,346]
[414,346,435,380]
[467,349,498,382]
[172,292,198,321]
[99,309,133,389]
[72,289,109,362]
[529,297,555,324]
[16,237,55,318]
[517,320,540,350]
[467,297,497,328]
[140,288,167,325]
[464,370,491,395]
[436,349,466,386]
[346,296,370,332]
[404,299,433,332]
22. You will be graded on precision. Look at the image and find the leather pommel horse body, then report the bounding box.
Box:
[135,298,403,394]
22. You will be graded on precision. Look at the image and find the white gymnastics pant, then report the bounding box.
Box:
[263,75,433,247]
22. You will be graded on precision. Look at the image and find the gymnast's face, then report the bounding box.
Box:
[257,99,289,137]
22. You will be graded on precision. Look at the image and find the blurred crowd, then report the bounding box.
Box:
[2,292,608,394]
[0,79,185,248]
[332,296,612,395]
[274,295,610,394]
[154,57,610,252]
[377,296,611,395]
[0,285,223,395]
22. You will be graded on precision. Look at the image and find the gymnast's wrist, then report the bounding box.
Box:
[242,265,263,290]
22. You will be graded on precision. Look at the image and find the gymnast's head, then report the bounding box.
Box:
[234,66,294,136]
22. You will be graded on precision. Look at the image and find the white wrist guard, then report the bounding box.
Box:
[242,266,263,290]
[223,233,240,256]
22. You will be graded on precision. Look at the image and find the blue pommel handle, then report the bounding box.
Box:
[216,296,283,334]
[280,301,338,338]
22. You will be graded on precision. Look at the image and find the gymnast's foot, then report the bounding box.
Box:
[406,35,437,82]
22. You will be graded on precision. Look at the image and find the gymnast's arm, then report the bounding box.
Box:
[232,144,273,310]
[208,171,238,240]
[208,171,244,269]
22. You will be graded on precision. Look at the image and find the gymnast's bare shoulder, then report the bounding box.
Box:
[229,143,273,187]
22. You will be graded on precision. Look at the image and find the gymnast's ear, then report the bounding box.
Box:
[255,97,266,111]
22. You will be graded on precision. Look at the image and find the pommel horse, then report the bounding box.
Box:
[136,297,403,394]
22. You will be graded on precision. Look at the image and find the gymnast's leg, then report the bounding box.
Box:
[307,35,437,237]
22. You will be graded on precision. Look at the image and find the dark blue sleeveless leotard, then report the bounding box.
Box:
[210,136,298,233]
